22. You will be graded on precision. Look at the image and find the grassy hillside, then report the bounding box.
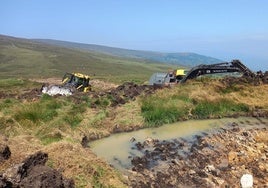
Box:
[35,39,223,66]
[0,35,176,83]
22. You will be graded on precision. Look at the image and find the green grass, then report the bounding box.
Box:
[13,96,61,125]
[0,78,41,92]
[39,132,63,145]
[91,166,117,188]
[141,95,191,127]
[192,99,250,118]
[0,117,19,136]
[63,103,87,128]
[0,98,18,110]
[141,87,250,126]
[75,175,88,188]
[0,36,176,84]
[90,110,108,128]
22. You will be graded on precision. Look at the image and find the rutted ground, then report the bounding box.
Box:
[129,121,268,187]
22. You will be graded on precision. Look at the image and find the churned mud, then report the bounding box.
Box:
[128,122,268,187]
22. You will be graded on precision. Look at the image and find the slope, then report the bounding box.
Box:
[35,39,222,66]
[0,35,175,83]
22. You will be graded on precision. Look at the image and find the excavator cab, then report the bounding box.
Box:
[149,69,187,85]
[175,69,187,81]
[62,72,91,92]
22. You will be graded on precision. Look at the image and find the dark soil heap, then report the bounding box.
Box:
[0,144,11,163]
[89,82,158,107]
[0,151,74,188]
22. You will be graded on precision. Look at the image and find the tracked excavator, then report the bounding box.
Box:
[149,59,263,85]
[41,72,91,96]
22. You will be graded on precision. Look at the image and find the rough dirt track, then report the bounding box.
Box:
[128,122,268,187]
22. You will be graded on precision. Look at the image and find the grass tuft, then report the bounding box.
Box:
[141,94,190,127]
[40,132,63,145]
[192,99,249,118]
[63,103,87,128]
[14,97,61,125]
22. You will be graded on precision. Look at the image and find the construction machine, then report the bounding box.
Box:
[42,72,91,96]
[149,60,257,85]
[149,69,187,86]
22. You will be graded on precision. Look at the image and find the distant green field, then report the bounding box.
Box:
[0,35,176,84]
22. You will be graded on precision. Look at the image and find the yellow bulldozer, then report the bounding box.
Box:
[42,72,91,96]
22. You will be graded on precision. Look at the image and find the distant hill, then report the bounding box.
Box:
[0,34,176,83]
[35,39,222,67]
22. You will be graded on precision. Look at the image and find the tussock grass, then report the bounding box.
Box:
[44,142,127,188]
[141,89,192,127]
[0,99,18,114]
[192,99,249,118]
[14,96,61,125]
[14,103,57,124]
[63,103,87,128]
[39,132,63,145]
[140,80,261,126]
[111,101,143,127]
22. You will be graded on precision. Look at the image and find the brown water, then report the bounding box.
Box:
[90,117,268,171]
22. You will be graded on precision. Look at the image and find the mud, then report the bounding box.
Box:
[0,144,11,162]
[64,82,160,108]
[220,71,268,85]
[0,151,74,188]
[91,82,159,107]
[128,123,268,187]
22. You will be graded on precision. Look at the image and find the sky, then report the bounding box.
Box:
[1,0,268,70]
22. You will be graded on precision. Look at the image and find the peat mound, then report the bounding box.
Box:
[0,151,74,188]
[89,82,159,107]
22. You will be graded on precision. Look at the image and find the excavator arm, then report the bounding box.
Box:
[180,60,256,83]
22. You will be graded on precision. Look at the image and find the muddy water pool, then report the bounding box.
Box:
[90,117,268,171]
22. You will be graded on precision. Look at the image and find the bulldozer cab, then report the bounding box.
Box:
[62,72,91,92]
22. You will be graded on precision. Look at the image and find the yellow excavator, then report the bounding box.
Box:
[149,69,187,86]
[42,72,91,96]
[149,60,261,85]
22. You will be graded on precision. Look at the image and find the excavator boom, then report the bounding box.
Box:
[179,60,253,83]
[149,60,257,85]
